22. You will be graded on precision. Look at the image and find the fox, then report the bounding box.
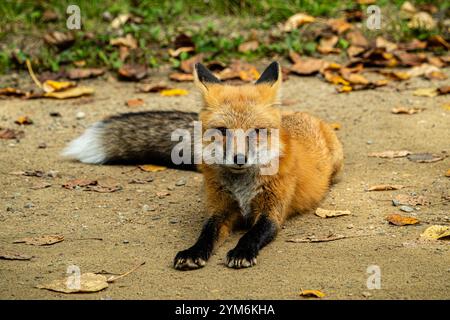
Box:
[63,61,343,270]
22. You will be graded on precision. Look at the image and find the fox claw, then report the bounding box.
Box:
[226,248,257,269]
[174,248,207,271]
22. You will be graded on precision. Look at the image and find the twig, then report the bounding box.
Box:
[107,261,146,283]
[26,59,43,89]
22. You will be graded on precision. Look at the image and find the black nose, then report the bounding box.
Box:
[234,154,247,165]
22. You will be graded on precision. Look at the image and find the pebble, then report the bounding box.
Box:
[24,203,34,209]
[169,218,179,224]
[122,240,129,244]
[400,205,414,213]
[175,179,186,186]
[142,204,156,212]
[362,292,372,298]
[76,111,86,119]
[38,143,47,149]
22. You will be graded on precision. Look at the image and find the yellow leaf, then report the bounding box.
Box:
[299,289,325,298]
[445,169,450,177]
[338,85,353,93]
[138,164,167,172]
[42,80,76,93]
[413,88,438,97]
[284,13,315,32]
[441,103,450,111]
[315,208,351,218]
[420,225,450,240]
[160,89,188,97]
[44,86,94,99]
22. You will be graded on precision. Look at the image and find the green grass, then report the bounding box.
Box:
[0,0,448,74]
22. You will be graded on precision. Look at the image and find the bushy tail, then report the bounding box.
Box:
[62,111,197,170]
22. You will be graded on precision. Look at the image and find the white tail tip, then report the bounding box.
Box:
[62,122,107,164]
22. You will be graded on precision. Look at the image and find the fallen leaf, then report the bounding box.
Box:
[391,107,424,114]
[43,31,74,49]
[0,87,28,97]
[118,64,147,81]
[420,225,450,240]
[346,30,368,48]
[160,89,188,97]
[317,36,339,54]
[284,13,315,32]
[315,208,351,218]
[327,19,352,34]
[169,73,194,82]
[347,45,366,58]
[42,80,76,93]
[129,177,154,184]
[14,235,64,246]
[37,273,108,294]
[138,164,167,172]
[323,71,349,85]
[110,34,137,49]
[299,289,325,298]
[407,153,445,163]
[136,81,170,93]
[438,86,450,95]
[375,37,398,52]
[10,170,58,178]
[44,86,94,99]
[408,12,437,30]
[126,98,144,107]
[386,214,419,226]
[63,179,98,189]
[368,150,411,158]
[367,184,405,191]
[426,71,447,80]
[68,68,105,80]
[291,58,327,75]
[413,88,438,97]
[238,40,259,53]
[168,46,195,58]
[0,252,33,261]
[445,169,450,177]
[395,51,425,67]
[15,116,33,125]
[393,194,429,206]
[0,128,24,139]
[407,64,441,78]
[85,184,122,193]
[340,70,369,85]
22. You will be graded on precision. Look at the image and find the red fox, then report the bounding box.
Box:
[63,62,343,270]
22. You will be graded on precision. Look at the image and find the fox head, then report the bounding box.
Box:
[194,62,283,174]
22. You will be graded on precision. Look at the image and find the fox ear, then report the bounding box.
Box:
[194,63,221,92]
[255,61,281,86]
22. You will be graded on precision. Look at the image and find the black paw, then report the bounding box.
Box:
[226,246,257,269]
[174,247,209,271]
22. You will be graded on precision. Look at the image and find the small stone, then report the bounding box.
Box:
[38,143,47,149]
[366,140,373,145]
[122,240,129,244]
[362,292,372,298]
[76,111,86,119]
[167,186,175,191]
[142,204,156,212]
[24,203,34,209]
[175,179,186,186]
[169,218,179,224]
[400,205,414,213]
[347,224,354,229]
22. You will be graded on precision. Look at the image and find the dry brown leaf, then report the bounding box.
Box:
[68,68,105,80]
[284,13,315,32]
[85,184,122,193]
[323,71,349,86]
[391,107,424,115]
[315,208,351,218]
[238,40,259,53]
[341,70,369,85]
[327,19,352,34]
[393,194,429,206]
[30,182,52,190]
[126,98,144,107]
[0,251,33,261]
[136,82,170,93]
[317,36,339,54]
[14,235,64,246]
[43,31,74,49]
[395,51,425,67]
[347,45,366,58]
[368,150,411,158]
[379,70,411,81]
[44,86,94,99]
[427,56,445,68]
[299,289,325,298]
[445,169,450,177]
[63,179,97,189]
[291,58,327,75]
[0,128,24,139]
[168,46,195,58]
[15,116,33,125]
[37,273,109,294]
[438,86,450,95]
[110,34,137,49]
[169,72,194,82]
[420,225,450,240]
[0,87,28,97]
[425,71,447,80]
[346,30,368,48]
[118,64,147,81]
[386,214,419,226]
[375,37,398,52]
[367,184,405,191]
[139,164,167,172]
[110,13,130,29]
[407,64,440,78]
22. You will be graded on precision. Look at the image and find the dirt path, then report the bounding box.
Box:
[0,69,449,299]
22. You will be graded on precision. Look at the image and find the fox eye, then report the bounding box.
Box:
[215,127,227,135]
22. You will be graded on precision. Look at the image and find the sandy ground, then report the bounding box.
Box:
[0,67,449,300]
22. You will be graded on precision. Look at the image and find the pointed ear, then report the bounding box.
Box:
[193,63,221,93]
[255,61,281,86]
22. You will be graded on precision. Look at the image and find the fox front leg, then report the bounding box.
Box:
[174,214,234,270]
[226,214,279,269]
